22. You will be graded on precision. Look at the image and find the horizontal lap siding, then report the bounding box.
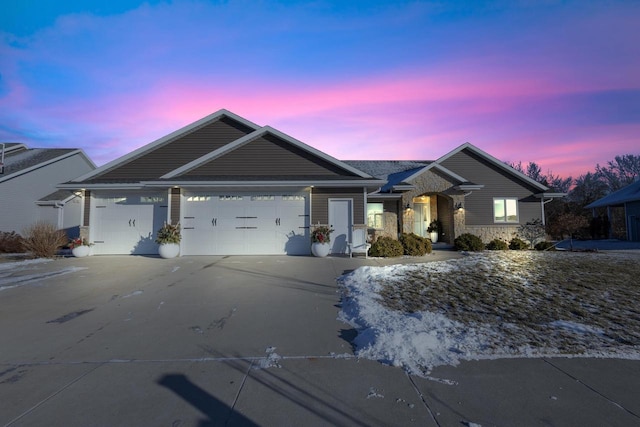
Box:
[185,134,355,177]
[170,188,181,225]
[94,117,254,180]
[441,149,542,225]
[312,188,365,225]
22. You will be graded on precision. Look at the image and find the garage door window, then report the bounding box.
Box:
[219,195,243,201]
[187,195,212,202]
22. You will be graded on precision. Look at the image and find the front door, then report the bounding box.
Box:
[328,199,352,254]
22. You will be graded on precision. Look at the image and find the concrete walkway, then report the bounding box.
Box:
[1,251,639,426]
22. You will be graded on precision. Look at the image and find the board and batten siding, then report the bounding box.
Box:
[311,188,365,225]
[441,149,543,226]
[184,134,356,177]
[170,188,181,225]
[92,117,254,181]
[83,190,91,227]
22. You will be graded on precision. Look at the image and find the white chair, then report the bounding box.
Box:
[348,228,371,258]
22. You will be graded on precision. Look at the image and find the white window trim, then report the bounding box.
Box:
[493,197,519,223]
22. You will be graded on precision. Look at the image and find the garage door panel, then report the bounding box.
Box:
[91,192,167,255]
[183,191,310,255]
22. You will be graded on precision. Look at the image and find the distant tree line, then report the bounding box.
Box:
[508,153,640,240]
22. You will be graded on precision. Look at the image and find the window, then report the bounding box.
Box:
[494,198,518,223]
[187,195,212,202]
[367,203,384,229]
[251,195,275,201]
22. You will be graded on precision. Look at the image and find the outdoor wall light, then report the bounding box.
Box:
[455,202,464,210]
[405,203,411,210]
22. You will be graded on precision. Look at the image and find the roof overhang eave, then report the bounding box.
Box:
[534,193,567,199]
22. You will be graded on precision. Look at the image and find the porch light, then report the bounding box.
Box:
[405,203,411,210]
[455,202,464,210]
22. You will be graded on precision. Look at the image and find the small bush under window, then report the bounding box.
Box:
[454,233,484,251]
[486,239,508,250]
[509,237,529,250]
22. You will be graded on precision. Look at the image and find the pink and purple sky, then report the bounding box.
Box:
[1,0,639,178]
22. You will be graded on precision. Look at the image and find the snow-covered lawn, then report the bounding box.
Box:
[338,251,640,377]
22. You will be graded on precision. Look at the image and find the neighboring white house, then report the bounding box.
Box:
[0,143,96,236]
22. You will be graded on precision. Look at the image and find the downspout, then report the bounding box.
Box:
[540,197,554,226]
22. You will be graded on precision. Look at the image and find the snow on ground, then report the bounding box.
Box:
[338,251,640,377]
[0,258,86,291]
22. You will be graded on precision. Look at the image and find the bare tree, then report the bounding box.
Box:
[595,154,640,192]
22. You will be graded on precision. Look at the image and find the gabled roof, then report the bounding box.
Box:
[586,180,640,208]
[163,126,373,179]
[434,142,550,192]
[36,189,81,205]
[71,109,260,183]
[0,146,95,183]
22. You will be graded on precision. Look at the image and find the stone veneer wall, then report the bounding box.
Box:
[461,225,520,243]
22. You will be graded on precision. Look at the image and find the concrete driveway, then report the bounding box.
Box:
[1,252,639,426]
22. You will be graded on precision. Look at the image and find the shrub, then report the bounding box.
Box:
[454,233,484,251]
[518,219,546,249]
[509,237,529,250]
[486,239,508,250]
[0,231,25,253]
[22,222,68,258]
[369,236,404,257]
[534,241,556,251]
[399,233,432,256]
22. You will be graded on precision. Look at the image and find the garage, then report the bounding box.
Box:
[181,191,310,255]
[90,191,168,255]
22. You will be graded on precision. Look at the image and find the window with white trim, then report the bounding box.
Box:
[367,203,384,229]
[493,198,518,223]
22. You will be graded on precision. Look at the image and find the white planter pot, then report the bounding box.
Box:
[72,246,90,258]
[430,232,438,243]
[158,243,180,259]
[311,242,331,257]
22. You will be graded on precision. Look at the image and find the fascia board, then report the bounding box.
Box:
[71,109,260,183]
[142,179,386,188]
[57,183,146,190]
[367,192,403,199]
[437,143,549,192]
[534,192,567,198]
[456,184,485,190]
[0,150,89,183]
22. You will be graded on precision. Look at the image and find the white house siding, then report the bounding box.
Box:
[0,154,94,234]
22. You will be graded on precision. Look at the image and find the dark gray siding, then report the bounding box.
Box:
[83,190,91,226]
[312,188,365,225]
[184,134,356,178]
[92,117,254,181]
[170,187,180,225]
[441,149,542,225]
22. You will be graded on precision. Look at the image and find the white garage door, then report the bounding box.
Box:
[91,191,168,255]
[182,191,310,255]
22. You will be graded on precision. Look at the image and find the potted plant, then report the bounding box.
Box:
[310,225,333,257]
[69,237,93,257]
[427,219,441,243]
[155,222,181,259]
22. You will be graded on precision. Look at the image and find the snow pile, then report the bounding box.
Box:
[338,264,498,376]
[338,253,640,376]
